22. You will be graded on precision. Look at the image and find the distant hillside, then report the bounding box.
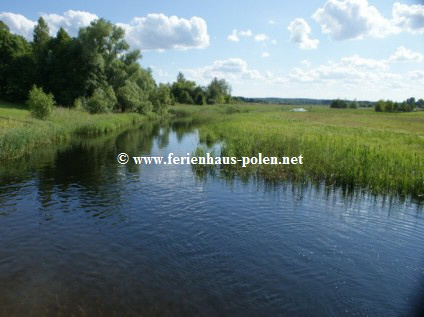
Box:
[234,97,375,106]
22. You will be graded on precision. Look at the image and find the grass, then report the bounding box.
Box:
[0,100,146,161]
[174,104,424,201]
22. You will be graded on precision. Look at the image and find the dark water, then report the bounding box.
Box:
[1,121,423,317]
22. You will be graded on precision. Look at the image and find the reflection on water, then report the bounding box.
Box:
[0,120,423,316]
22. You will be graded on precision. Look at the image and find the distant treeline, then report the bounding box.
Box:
[0,18,232,115]
[234,97,376,107]
[330,99,374,109]
[233,97,333,105]
[375,97,423,112]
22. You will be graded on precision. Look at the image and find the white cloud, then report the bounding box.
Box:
[183,58,264,84]
[312,0,424,40]
[268,20,276,25]
[340,55,388,70]
[118,13,209,50]
[261,52,270,58]
[312,0,395,40]
[271,39,278,45]
[287,47,422,88]
[388,46,423,63]
[301,60,311,67]
[254,33,269,42]
[288,18,319,49]
[239,29,253,37]
[42,10,98,36]
[0,12,36,40]
[227,29,240,42]
[1,11,209,51]
[407,70,424,81]
[392,2,424,34]
[227,29,252,42]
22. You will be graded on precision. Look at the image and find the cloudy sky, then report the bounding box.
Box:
[1,0,423,101]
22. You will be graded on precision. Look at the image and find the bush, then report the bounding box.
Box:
[117,80,147,113]
[330,99,348,108]
[137,100,153,114]
[375,100,384,112]
[27,85,55,119]
[150,83,171,113]
[85,85,117,114]
[73,97,86,111]
[195,93,205,105]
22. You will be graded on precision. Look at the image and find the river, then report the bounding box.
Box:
[1,120,423,316]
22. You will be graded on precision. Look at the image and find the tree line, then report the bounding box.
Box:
[330,99,373,109]
[0,17,232,117]
[375,97,422,112]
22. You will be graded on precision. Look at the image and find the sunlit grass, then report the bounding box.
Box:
[177,104,424,200]
[0,101,145,160]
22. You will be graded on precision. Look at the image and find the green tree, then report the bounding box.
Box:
[171,72,196,103]
[32,17,52,87]
[150,83,172,113]
[207,77,231,104]
[0,25,35,101]
[27,85,55,119]
[349,99,359,109]
[117,80,148,113]
[330,99,348,109]
[85,85,117,114]
[384,100,394,112]
[375,100,384,112]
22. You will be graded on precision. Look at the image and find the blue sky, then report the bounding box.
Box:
[1,0,423,101]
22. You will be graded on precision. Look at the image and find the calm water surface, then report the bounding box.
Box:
[1,121,423,316]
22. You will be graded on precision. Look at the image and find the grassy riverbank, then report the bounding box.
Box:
[175,104,424,200]
[0,100,146,161]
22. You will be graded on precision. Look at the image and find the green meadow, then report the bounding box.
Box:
[174,104,424,200]
[0,100,147,161]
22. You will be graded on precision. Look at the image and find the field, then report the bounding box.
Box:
[0,100,147,161]
[172,104,424,201]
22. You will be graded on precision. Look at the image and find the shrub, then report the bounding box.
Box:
[117,80,147,113]
[375,100,384,112]
[73,97,86,111]
[330,99,348,108]
[195,93,206,105]
[85,85,117,114]
[150,83,171,113]
[27,85,55,119]
[136,100,153,115]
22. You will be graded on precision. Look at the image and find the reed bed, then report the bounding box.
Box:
[182,104,424,200]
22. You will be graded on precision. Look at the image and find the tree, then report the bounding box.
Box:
[77,19,130,97]
[171,72,197,104]
[117,80,148,113]
[33,17,50,55]
[207,77,231,104]
[195,93,206,105]
[406,97,415,111]
[330,99,348,109]
[27,85,55,119]
[32,17,51,88]
[0,26,35,101]
[375,100,384,112]
[349,99,359,109]
[85,85,117,114]
[384,100,394,112]
[150,84,172,113]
